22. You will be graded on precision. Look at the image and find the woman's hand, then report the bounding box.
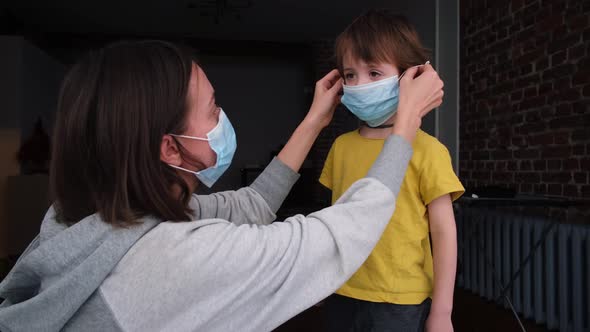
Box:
[305,69,343,129]
[277,70,342,173]
[392,64,444,142]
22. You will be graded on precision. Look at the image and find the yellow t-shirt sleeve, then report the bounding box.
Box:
[319,142,335,190]
[419,142,465,205]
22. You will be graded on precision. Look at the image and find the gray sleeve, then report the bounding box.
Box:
[366,135,413,197]
[190,157,300,226]
[249,157,300,213]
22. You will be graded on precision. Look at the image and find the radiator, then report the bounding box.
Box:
[456,205,590,332]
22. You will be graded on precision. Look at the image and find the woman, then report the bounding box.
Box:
[0,40,443,332]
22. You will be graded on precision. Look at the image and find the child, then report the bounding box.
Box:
[320,10,465,332]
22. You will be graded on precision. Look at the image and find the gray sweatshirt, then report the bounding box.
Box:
[0,135,412,332]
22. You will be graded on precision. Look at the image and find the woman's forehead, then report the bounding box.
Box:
[189,65,214,103]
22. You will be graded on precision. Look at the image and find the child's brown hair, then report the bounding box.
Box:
[335,9,430,75]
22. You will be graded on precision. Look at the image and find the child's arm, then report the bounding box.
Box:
[426,193,457,332]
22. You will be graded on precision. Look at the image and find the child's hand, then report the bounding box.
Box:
[391,64,444,142]
[425,311,454,332]
[306,69,343,129]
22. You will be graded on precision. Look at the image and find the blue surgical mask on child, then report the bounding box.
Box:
[168,109,237,188]
[341,75,400,127]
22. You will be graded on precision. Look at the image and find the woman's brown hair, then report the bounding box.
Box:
[335,9,430,75]
[51,40,202,226]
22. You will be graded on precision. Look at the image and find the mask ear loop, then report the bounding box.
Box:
[399,60,431,80]
[168,135,208,174]
[169,133,209,141]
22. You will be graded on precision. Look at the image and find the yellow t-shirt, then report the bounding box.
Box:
[319,129,465,304]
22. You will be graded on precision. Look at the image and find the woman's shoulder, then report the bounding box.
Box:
[156,218,233,234]
[150,217,280,246]
[129,218,250,266]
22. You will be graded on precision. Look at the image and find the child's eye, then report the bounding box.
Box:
[369,71,382,78]
[344,73,355,80]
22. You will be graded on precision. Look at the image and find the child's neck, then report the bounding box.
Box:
[358,118,395,139]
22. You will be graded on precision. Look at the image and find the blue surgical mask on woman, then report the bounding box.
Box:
[341,75,400,127]
[168,109,237,188]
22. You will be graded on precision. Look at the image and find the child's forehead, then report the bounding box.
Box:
[342,54,395,69]
[341,47,396,68]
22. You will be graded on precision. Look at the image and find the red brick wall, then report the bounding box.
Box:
[460,0,590,199]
